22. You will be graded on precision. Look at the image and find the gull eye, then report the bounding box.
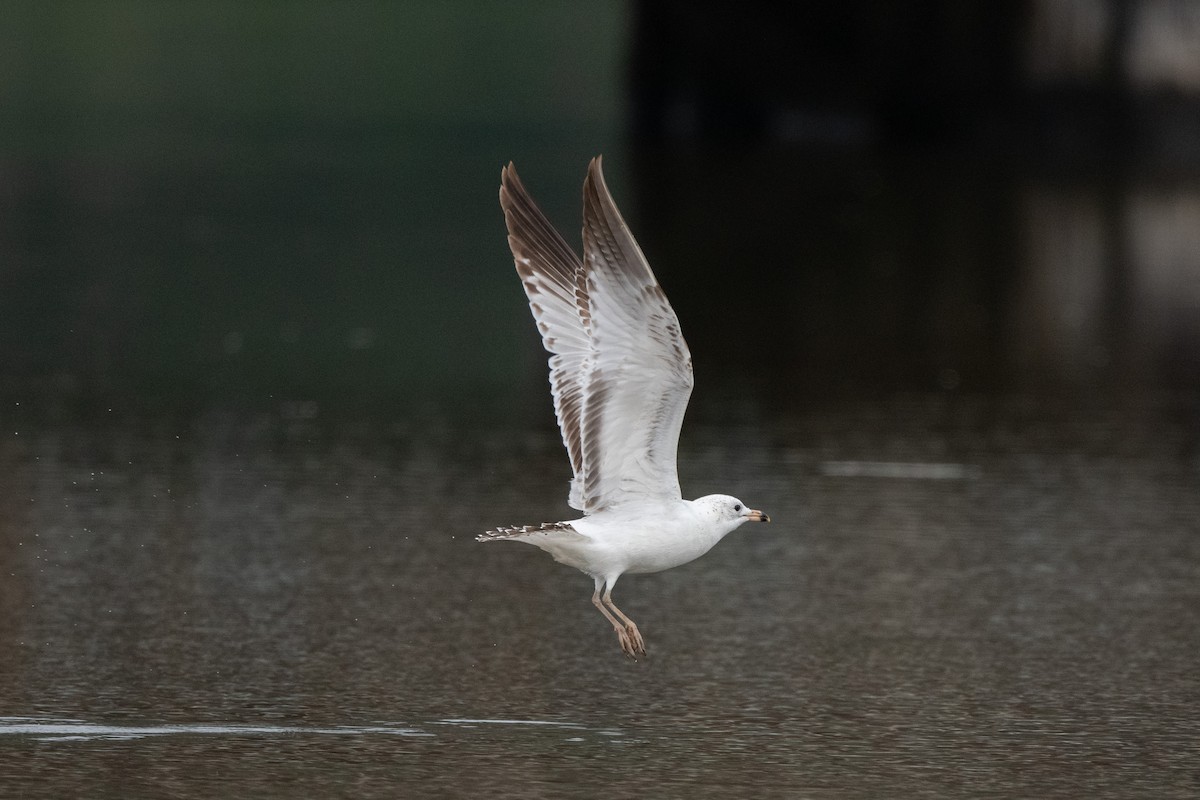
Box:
[733,503,742,512]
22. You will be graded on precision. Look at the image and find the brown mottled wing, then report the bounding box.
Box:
[499,157,694,514]
[500,163,590,508]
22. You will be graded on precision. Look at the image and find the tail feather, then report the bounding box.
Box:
[477,521,577,542]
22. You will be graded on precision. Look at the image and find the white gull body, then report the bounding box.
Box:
[478,157,769,658]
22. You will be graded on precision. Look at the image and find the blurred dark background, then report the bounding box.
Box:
[2,0,1198,422]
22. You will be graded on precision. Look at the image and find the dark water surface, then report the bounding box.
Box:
[2,394,1198,797]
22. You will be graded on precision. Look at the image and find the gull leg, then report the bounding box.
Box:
[603,582,646,658]
[592,578,640,658]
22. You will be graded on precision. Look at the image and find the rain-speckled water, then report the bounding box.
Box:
[2,393,1198,797]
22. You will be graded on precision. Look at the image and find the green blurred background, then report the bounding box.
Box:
[3,1,1198,425]
[1,2,630,415]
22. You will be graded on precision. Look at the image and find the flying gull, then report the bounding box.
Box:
[478,157,770,658]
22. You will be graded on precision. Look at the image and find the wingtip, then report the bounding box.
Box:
[499,161,522,209]
[583,155,607,205]
[501,161,520,187]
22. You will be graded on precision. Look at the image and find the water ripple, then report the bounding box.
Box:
[0,716,617,743]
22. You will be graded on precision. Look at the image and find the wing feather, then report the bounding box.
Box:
[500,157,694,514]
[499,164,589,487]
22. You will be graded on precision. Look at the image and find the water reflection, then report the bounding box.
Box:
[0,717,433,742]
[1015,181,1200,387]
[628,150,1200,405]
[0,715,632,743]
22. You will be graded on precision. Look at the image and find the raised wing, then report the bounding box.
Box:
[499,157,694,514]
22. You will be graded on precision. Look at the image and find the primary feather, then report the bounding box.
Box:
[499,157,694,515]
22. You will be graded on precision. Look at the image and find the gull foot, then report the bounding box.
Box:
[615,625,647,659]
[625,623,647,658]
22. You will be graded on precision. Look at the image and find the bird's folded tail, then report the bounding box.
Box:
[477,521,579,542]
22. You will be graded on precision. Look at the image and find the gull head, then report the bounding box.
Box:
[692,494,771,533]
